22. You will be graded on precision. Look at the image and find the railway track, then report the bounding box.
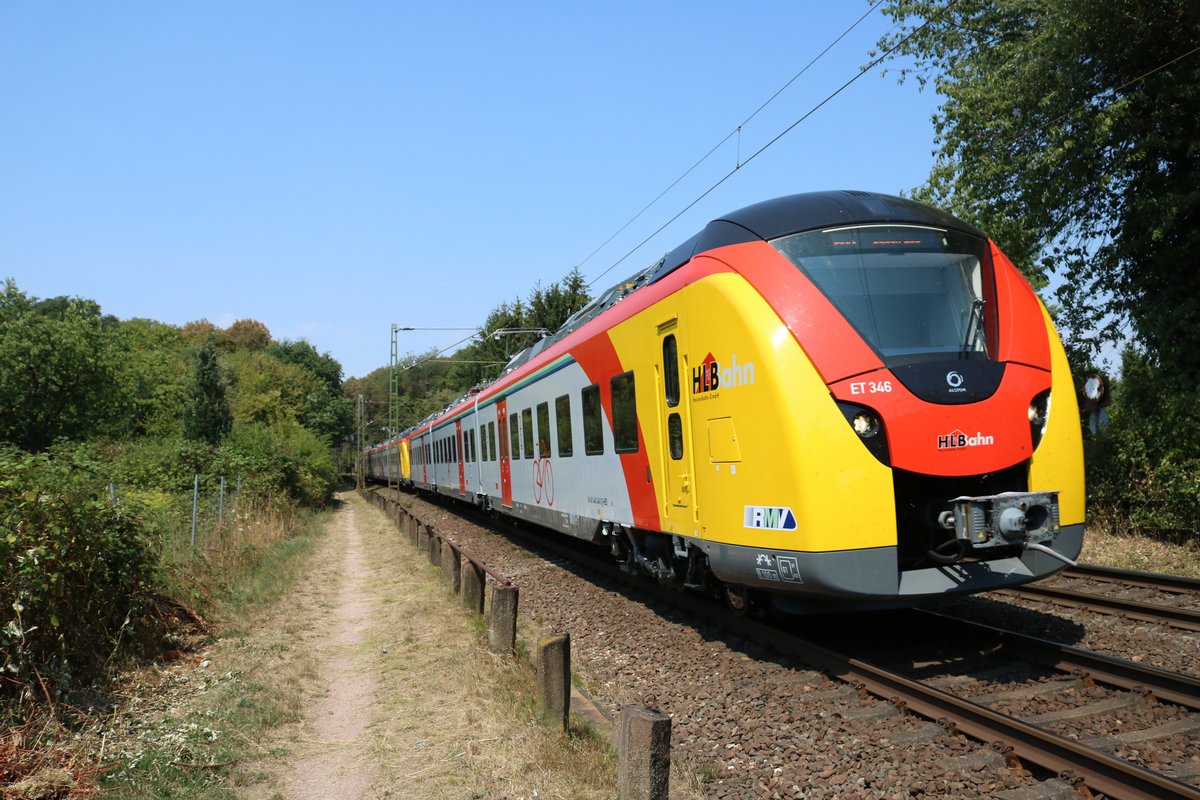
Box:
[388,489,1200,799]
[1000,564,1200,631]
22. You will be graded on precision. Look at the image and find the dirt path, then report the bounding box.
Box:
[236,491,613,800]
[276,500,380,798]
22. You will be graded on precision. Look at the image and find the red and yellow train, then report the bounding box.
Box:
[365,191,1085,612]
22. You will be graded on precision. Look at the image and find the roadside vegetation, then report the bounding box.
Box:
[0,279,351,794]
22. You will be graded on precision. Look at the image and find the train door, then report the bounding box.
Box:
[497,400,513,507]
[659,322,698,534]
[416,435,425,485]
[455,420,466,495]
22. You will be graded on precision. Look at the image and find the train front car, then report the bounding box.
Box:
[659,191,1084,612]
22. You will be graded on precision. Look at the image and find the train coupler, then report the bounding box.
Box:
[942,491,1061,552]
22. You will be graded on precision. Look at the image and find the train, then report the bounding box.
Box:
[364,190,1085,613]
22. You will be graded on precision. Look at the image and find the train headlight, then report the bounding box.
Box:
[836,401,890,465]
[1029,390,1051,449]
[852,411,880,438]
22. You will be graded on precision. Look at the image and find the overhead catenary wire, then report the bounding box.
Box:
[575,1,887,279]
[586,7,1199,292]
[584,3,954,289]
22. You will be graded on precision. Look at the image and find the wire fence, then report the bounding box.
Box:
[107,474,243,554]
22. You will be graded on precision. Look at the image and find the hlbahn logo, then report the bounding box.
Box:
[937,429,995,450]
[744,505,797,530]
[692,352,755,395]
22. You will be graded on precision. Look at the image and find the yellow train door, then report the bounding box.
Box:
[658,318,699,536]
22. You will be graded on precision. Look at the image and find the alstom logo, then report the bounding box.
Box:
[937,429,995,450]
[744,505,797,530]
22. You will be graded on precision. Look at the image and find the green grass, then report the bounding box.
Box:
[96,507,326,799]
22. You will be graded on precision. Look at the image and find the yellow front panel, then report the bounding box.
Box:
[1028,305,1086,524]
[607,266,896,552]
[399,440,412,481]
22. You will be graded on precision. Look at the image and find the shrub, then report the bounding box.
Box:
[0,447,156,697]
[1085,348,1200,538]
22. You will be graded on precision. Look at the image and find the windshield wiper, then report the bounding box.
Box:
[961,298,985,358]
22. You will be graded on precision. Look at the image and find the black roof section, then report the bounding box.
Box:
[715,190,985,241]
[646,190,984,284]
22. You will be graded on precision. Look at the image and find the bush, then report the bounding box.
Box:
[214,423,337,508]
[1085,348,1200,538]
[0,447,156,697]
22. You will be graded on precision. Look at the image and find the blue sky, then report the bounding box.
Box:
[1,2,945,379]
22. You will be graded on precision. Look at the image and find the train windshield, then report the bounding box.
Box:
[772,225,994,366]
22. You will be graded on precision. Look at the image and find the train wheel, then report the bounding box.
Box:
[723,583,752,616]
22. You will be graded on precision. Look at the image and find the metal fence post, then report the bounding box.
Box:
[190,474,199,548]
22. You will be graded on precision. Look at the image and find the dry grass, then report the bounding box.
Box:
[349,493,619,799]
[1080,519,1200,578]
[157,498,320,613]
[0,717,102,800]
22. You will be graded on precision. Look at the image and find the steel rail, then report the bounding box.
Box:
[752,625,1200,800]
[1000,584,1200,632]
[916,609,1200,710]
[399,491,1200,800]
[1068,563,1200,594]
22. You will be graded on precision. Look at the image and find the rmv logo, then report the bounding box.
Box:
[937,429,996,450]
[692,352,755,395]
[744,505,797,530]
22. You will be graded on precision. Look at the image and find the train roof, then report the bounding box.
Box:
[720,190,984,241]
[398,191,989,439]
[649,190,985,282]
[516,191,987,366]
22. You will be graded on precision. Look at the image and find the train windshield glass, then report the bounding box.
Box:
[772,225,993,366]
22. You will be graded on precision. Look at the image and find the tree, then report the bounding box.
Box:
[113,318,190,437]
[182,341,232,444]
[877,0,1200,371]
[181,318,218,345]
[0,281,122,450]
[221,318,272,352]
[267,339,344,394]
[527,267,591,332]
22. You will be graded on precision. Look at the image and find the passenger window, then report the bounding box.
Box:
[663,335,680,408]
[582,384,603,455]
[555,394,572,457]
[668,413,684,460]
[536,402,551,457]
[488,421,496,461]
[612,371,638,453]
[509,414,521,460]
[522,407,534,460]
